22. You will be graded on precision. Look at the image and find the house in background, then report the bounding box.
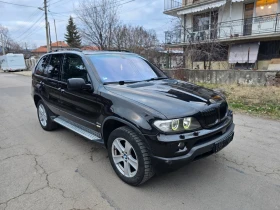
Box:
[32,42,101,57]
[164,0,280,70]
[32,41,69,57]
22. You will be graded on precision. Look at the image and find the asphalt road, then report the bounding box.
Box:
[0,72,280,210]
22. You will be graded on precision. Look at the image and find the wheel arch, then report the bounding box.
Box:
[102,117,144,148]
[34,94,42,107]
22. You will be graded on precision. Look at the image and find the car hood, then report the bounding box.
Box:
[105,79,225,119]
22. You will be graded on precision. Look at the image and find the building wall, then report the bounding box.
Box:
[162,69,280,86]
[192,61,229,70]
[186,59,272,70]
[258,60,271,70]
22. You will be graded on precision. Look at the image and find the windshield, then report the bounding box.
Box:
[87,54,161,83]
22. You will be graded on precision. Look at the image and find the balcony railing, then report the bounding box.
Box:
[165,14,280,44]
[164,0,212,11]
[164,0,182,11]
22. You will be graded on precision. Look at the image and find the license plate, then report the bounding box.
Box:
[213,134,234,153]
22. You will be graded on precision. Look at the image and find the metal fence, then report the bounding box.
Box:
[164,0,212,11]
[164,0,182,11]
[165,14,280,44]
[25,59,39,71]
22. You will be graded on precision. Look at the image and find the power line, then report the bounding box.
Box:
[18,24,45,43]
[11,10,43,36]
[0,0,39,8]
[50,0,134,14]
[50,0,67,6]
[15,14,44,40]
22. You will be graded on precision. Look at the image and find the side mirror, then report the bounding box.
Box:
[67,78,92,91]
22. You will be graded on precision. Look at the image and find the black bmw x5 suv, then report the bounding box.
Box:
[32,50,235,186]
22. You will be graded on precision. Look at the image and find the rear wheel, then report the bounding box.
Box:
[37,100,57,131]
[108,126,155,186]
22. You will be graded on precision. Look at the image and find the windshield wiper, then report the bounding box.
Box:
[145,77,168,82]
[103,80,141,85]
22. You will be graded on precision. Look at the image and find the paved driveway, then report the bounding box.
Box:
[0,72,280,210]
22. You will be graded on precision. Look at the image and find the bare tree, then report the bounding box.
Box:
[76,1,161,64]
[0,24,23,54]
[76,0,120,50]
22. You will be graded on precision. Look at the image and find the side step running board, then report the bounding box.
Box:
[53,116,104,144]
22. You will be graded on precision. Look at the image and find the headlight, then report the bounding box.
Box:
[154,117,201,133]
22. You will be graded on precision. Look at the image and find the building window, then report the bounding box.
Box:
[256,0,278,17]
[193,12,210,32]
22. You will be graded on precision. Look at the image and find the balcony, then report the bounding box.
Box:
[165,14,280,45]
[164,0,214,12]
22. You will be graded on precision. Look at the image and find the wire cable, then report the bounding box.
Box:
[0,0,39,8]
[50,0,134,14]
[15,14,44,40]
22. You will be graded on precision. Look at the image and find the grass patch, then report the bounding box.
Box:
[196,83,280,120]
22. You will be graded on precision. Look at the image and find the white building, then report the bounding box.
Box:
[164,0,280,70]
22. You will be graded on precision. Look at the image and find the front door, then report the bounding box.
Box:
[58,53,103,132]
[243,3,254,36]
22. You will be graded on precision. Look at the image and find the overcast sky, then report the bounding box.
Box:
[0,0,175,49]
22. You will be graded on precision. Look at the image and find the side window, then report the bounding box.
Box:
[62,54,90,83]
[45,54,64,80]
[35,55,50,76]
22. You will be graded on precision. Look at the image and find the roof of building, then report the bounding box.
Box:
[32,46,47,53]
[51,41,69,48]
[32,41,69,53]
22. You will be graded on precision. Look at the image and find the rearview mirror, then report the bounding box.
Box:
[67,78,92,91]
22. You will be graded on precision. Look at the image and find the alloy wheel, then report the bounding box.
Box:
[111,137,138,178]
[38,104,47,127]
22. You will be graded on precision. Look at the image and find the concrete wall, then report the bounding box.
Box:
[186,59,272,70]
[162,69,280,86]
[192,61,229,70]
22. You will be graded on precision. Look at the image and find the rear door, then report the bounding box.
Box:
[42,53,64,114]
[58,53,103,131]
[33,55,53,108]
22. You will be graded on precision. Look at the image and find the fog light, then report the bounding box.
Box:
[178,142,185,150]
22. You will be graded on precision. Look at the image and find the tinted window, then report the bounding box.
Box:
[87,54,158,83]
[62,54,90,83]
[45,54,64,80]
[35,55,50,76]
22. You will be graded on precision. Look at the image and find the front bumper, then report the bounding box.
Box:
[145,115,235,171]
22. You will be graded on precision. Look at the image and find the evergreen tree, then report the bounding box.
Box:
[65,16,82,48]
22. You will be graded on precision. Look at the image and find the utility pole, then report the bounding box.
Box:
[54,19,58,47]
[44,0,50,52]
[48,22,52,51]
[1,34,5,55]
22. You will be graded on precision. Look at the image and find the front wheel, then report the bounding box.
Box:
[37,100,57,131]
[108,126,155,186]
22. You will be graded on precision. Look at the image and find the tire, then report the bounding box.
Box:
[108,126,155,186]
[37,100,57,131]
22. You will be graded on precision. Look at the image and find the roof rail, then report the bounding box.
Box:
[48,48,82,53]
